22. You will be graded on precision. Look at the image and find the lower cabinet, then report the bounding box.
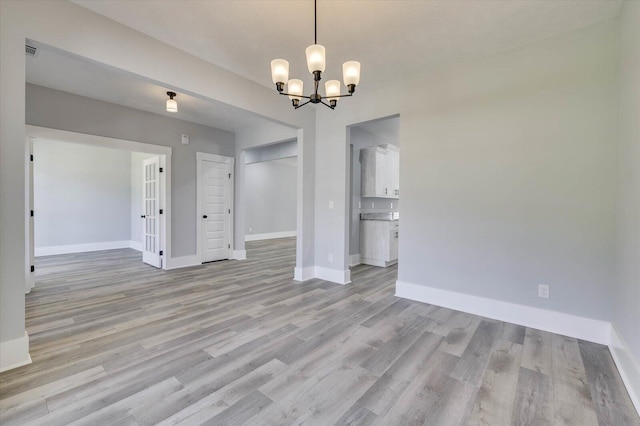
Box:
[360,220,399,267]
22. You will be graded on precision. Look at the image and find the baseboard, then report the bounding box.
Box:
[361,257,398,268]
[165,255,200,270]
[349,254,361,267]
[232,250,247,260]
[129,240,143,252]
[395,280,611,345]
[0,332,31,373]
[245,231,296,242]
[35,240,131,256]
[609,325,640,415]
[315,267,351,285]
[294,266,315,282]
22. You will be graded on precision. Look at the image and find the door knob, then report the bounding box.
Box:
[141,215,146,218]
[203,215,208,219]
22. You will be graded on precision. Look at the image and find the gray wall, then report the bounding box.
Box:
[33,139,132,249]
[313,20,619,322]
[615,0,640,376]
[349,125,399,256]
[245,158,297,236]
[26,84,235,258]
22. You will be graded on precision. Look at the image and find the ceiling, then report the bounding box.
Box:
[28,1,623,133]
[26,43,289,132]
[72,0,623,91]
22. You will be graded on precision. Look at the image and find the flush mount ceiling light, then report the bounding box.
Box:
[166,91,178,113]
[270,0,361,110]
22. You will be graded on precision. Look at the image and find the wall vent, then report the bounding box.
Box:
[25,45,38,57]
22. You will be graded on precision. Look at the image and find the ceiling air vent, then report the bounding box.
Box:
[25,45,38,57]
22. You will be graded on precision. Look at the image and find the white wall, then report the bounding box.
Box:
[614,0,640,408]
[33,139,132,253]
[130,151,157,250]
[245,158,297,238]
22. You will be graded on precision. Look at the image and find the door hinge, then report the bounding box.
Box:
[159,209,163,214]
[159,250,164,256]
[228,173,231,179]
[159,167,164,173]
[30,265,35,272]
[30,154,34,162]
[228,209,231,214]
[228,244,231,249]
[30,210,34,217]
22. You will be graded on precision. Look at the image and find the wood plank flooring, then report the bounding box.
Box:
[1,237,638,425]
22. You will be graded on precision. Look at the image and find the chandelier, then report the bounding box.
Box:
[270,0,361,110]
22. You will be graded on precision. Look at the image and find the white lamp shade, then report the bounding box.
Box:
[305,44,326,73]
[166,98,178,112]
[287,79,304,100]
[325,80,341,101]
[271,59,289,84]
[343,61,361,86]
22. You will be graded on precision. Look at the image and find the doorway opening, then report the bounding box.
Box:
[347,115,400,269]
[243,139,298,270]
[25,126,172,293]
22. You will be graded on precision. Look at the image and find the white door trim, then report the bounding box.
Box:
[26,125,172,270]
[196,152,235,264]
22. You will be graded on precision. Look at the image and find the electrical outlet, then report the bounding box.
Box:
[328,253,333,263]
[371,202,374,208]
[358,201,361,209]
[538,284,550,299]
[329,200,334,209]
[391,202,393,209]
[249,226,252,232]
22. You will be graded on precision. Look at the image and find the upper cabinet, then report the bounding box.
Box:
[360,144,399,198]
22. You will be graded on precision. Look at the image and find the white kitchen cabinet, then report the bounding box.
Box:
[360,144,399,198]
[360,220,399,267]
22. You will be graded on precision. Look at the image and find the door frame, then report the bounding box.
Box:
[25,125,172,273]
[196,152,235,264]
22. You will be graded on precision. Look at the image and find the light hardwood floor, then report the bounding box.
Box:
[1,237,638,425]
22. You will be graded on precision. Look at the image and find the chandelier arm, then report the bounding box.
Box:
[294,100,312,109]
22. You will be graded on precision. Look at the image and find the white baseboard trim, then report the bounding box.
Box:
[232,250,247,260]
[245,231,296,242]
[315,267,351,285]
[294,266,315,282]
[349,254,361,267]
[129,240,143,252]
[166,255,200,270]
[609,325,640,415]
[395,280,611,345]
[0,332,31,373]
[35,240,132,256]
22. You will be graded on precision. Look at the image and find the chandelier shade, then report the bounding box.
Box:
[270,0,360,110]
[271,59,290,84]
[305,44,326,73]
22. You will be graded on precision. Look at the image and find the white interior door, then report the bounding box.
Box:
[142,156,161,268]
[201,159,231,262]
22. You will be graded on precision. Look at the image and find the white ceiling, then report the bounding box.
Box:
[28,1,623,133]
[26,43,289,132]
[72,0,623,91]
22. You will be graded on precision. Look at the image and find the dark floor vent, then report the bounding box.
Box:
[26,44,38,57]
